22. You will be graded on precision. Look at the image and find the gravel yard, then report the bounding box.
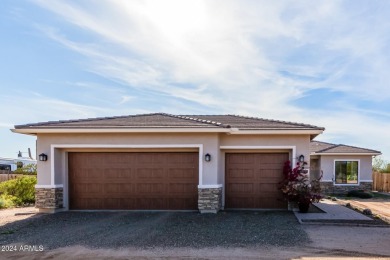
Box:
[0,211,306,250]
[0,207,38,226]
[1,210,390,259]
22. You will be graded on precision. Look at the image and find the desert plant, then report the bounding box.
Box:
[347,190,373,199]
[0,176,37,206]
[279,160,322,211]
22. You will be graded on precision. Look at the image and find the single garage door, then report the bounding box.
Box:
[68,152,198,210]
[225,153,288,209]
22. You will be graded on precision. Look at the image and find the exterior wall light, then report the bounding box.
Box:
[205,153,211,162]
[39,153,48,162]
[298,154,305,163]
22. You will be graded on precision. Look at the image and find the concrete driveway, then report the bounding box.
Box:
[0,209,389,259]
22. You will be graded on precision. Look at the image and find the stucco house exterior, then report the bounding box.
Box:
[11,113,380,213]
[310,141,381,194]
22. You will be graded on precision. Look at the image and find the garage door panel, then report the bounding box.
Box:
[228,183,253,193]
[85,169,103,179]
[258,183,281,192]
[169,169,197,179]
[136,154,164,163]
[227,197,254,208]
[136,198,166,209]
[228,169,254,179]
[119,198,137,209]
[225,153,288,209]
[105,169,132,179]
[258,164,284,170]
[169,183,197,193]
[90,199,105,209]
[105,183,135,194]
[136,183,165,193]
[169,153,195,163]
[258,169,285,178]
[262,199,286,209]
[74,198,104,209]
[136,168,165,179]
[228,154,255,164]
[104,198,121,209]
[168,198,197,209]
[69,152,198,210]
[72,183,105,194]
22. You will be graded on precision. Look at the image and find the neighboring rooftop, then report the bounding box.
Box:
[311,140,381,155]
[14,113,324,131]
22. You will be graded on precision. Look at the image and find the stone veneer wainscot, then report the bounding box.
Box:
[320,182,372,195]
[35,188,63,210]
[198,187,222,213]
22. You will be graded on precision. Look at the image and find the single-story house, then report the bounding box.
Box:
[11,113,380,213]
[310,141,381,194]
[0,156,37,171]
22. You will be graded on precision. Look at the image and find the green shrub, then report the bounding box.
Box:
[347,190,373,199]
[13,164,37,175]
[0,176,37,206]
[0,194,17,209]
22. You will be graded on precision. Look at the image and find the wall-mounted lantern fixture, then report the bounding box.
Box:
[39,153,48,162]
[298,154,305,163]
[205,153,211,162]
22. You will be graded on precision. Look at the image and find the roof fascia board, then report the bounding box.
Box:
[228,129,324,135]
[11,128,230,135]
[12,128,324,135]
[311,152,381,156]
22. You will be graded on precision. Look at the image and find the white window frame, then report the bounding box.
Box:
[333,159,360,186]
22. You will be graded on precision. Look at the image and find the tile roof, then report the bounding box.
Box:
[15,113,325,130]
[311,141,381,155]
[183,115,323,130]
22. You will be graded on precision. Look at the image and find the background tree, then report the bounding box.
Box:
[13,164,37,175]
[373,156,390,173]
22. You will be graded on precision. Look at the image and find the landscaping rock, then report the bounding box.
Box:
[362,208,372,215]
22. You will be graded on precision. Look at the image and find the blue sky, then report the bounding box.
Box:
[0,0,389,162]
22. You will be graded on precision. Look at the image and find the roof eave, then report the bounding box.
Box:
[229,129,324,135]
[11,128,231,135]
[311,152,382,156]
[12,127,324,136]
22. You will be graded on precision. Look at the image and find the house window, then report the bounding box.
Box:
[335,160,359,184]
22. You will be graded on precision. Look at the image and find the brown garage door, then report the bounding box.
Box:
[225,153,288,209]
[68,152,198,210]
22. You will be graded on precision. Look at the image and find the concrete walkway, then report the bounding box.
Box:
[294,199,374,225]
[337,197,390,223]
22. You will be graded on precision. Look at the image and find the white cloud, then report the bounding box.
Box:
[18,0,390,159]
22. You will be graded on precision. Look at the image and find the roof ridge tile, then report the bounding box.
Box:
[165,114,229,128]
[226,114,324,130]
[311,140,337,146]
[312,141,381,154]
[336,143,381,153]
[315,144,340,153]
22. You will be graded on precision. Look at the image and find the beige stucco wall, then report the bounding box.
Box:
[37,133,311,185]
[319,155,373,183]
[36,132,221,186]
[36,132,312,209]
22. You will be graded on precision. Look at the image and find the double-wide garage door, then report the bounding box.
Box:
[68,152,198,210]
[225,153,288,209]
